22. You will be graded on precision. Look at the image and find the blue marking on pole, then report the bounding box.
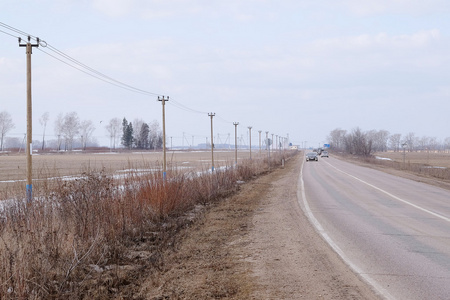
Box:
[163,171,166,181]
[212,166,215,172]
[26,184,32,202]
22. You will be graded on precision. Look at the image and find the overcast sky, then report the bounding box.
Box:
[1,0,450,148]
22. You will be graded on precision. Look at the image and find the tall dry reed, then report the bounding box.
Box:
[0,150,296,299]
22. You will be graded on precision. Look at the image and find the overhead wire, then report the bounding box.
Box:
[1,21,242,131]
[43,43,162,97]
[37,47,153,96]
[0,28,18,39]
[167,97,208,114]
[215,114,233,124]
[1,22,164,97]
[0,22,36,39]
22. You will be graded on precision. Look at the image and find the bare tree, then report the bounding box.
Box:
[404,132,416,152]
[80,120,95,150]
[344,127,373,156]
[389,133,402,152]
[417,136,430,151]
[133,119,144,148]
[39,112,50,150]
[62,112,80,151]
[428,137,438,152]
[328,128,346,150]
[54,113,64,150]
[149,120,162,150]
[367,130,389,152]
[6,137,22,150]
[0,111,15,151]
[377,130,389,152]
[366,130,377,151]
[445,137,450,152]
[105,118,121,149]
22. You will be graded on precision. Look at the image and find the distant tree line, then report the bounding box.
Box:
[54,112,96,151]
[0,109,166,152]
[121,118,163,150]
[328,128,450,156]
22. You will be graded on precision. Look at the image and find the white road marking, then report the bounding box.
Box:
[298,159,395,300]
[323,160,450,223]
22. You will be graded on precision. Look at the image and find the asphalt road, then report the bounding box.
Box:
[300,156,450,300]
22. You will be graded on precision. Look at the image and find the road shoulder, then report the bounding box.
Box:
[142,154,382,299]
[242,155,381,299]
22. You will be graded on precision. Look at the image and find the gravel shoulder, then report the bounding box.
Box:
[143,154,381,299]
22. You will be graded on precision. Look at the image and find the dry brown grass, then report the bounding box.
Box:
[0,150,256,194]
[0,150,297,299]
[374,151,450,168]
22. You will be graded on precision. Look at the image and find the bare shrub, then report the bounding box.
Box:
[0,150,298,298]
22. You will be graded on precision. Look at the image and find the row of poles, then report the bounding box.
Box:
[20,36,288,202]
[158,96,288,179]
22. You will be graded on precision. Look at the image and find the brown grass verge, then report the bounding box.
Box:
[0,150,296,299]
[333,151,450,189]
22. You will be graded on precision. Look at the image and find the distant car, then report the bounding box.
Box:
[306,152,318,162]
[321,151,329,158]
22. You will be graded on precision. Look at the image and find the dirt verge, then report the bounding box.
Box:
[139,154,381,299]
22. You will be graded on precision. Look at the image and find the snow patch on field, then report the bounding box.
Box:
[423,166,447,169]
[92,152,119,155]
[375,156,392,161]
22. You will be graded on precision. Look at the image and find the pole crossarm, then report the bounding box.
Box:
[18,36,40,48]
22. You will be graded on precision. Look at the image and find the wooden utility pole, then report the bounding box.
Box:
[276,135,278,152]
[233,122,239,165]
[258,130,262,155]
[158,96,169,180]
[19,36,39,202]
[266,131,270,169]
[248,126,252,160]
[208,113,215,171]
[402,142,407,168]
[271,133,274,152]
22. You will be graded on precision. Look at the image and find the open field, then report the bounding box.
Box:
[374,151,450,168]
[0,150,274,198]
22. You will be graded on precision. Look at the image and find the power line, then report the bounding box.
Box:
[0,22,232,120]
[1,22,163,97]
[0,22,36,39]
[43,44,162,97]
[0,28,18,39]
[215,114,233,124]
[168,97,208,114]
[37,47,155,96]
